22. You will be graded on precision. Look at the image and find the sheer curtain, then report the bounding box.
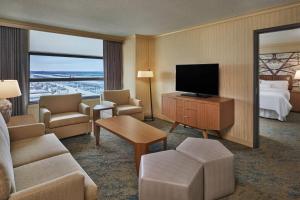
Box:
[0,26,29,115]
[103,40,123,90]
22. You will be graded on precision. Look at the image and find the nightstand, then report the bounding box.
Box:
[290,89,300,112]
[7,114,36,127]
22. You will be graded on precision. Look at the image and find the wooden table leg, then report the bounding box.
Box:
[202,130,208,139]
[163,138,167,150]
[169,121,179,133]
[134,143,148,175]
[93,109,101,146]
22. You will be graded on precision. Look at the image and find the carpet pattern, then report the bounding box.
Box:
[61,113,300,200]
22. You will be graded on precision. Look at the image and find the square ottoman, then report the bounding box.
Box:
[176,138,235,200]
[139,150,204,200]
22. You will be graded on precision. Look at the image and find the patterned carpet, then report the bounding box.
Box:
[61,112,300,200]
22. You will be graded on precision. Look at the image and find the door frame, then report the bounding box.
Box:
[253,23,300,148]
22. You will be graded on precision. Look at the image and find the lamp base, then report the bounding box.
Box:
[0,99,12,123]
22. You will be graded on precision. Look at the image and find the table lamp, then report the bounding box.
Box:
[0,80,22,123]
[137,70,154,121]
[294,70,300,88]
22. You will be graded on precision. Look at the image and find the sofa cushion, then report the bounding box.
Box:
[103,89,130,105]
[49,112,90,128]
[39,93,82,114]
[11,133,69,168]
[116,105,143,115]
[0,113,16,199]
[14,153,97,200]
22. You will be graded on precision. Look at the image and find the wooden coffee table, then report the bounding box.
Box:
[95,115,167,174]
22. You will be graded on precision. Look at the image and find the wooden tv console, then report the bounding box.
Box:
[162,92,234,138]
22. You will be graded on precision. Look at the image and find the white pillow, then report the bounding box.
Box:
[270,81,289,90]
[260,80,289,90]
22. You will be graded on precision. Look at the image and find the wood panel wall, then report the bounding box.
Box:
[123,36,137,96]
[151,3,300,147]
[122,35,155,116]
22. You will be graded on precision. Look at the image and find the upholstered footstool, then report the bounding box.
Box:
[139,150,204,200]
[176,138,235,200]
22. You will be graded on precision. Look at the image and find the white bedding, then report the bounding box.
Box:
[259,87,292,121]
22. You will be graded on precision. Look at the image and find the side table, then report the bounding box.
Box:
[291,89,300,112]
[93,104,114,145]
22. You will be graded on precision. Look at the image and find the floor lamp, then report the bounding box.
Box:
[137,70,154,121]
[0,80,22,123]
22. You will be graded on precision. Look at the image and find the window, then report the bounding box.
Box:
[29,31,103,102]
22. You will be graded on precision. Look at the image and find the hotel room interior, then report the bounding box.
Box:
[0,1,299,200]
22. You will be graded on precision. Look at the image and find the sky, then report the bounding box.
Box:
[30,30,103,57]
[30,55,103,72]
[29,30,103,72]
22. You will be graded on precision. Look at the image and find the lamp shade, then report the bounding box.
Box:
[294,70,300,80]
[0,80,22,99]
[137,70,154,78]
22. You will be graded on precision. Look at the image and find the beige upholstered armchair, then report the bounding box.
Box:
[102,89,144,120]
[39,93,92,139]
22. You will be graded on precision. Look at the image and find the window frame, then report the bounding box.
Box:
[29,51,104,104]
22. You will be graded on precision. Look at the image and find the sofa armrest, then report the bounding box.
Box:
[9,172,85,200]
[79,103,90,116]
[39,108,51,127]
[129,98,143,107]
[8,123,45,142]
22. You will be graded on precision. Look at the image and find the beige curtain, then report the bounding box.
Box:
[0,26,29,115]
[103,40,123,90]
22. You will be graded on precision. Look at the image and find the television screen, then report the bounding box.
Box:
[176,64,219,96]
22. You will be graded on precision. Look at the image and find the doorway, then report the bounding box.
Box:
[253,23,300,148]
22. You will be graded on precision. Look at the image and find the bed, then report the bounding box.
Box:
[259,75,293,121]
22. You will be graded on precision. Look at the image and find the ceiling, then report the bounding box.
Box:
[260,28,300,46]
[0,0,298,36]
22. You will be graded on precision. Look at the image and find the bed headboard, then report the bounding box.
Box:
[259,75,293,90]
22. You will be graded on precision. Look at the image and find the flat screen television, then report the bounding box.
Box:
[176,64,219,97]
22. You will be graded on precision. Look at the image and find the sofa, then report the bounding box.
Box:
[0,113,97,200]
[39,93,92,139]
[102,89,144,120]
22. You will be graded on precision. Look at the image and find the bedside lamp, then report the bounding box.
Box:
[294,70,300,83]
[0,80,22,123]
[137,70,154,121]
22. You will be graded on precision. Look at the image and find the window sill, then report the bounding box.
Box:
[28,95,100,105]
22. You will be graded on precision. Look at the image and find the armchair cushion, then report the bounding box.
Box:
[49,112,90,128]
[9,172,85,200]
[39,94,81,114]
[116,105,143,115]
[11,134,69,168]
[8,123,45,142]
[14,153,97,200]
[103,90,130,105]
[0,114,16,199]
